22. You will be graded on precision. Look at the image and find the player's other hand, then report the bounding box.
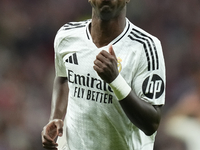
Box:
[94,45,119,83]
[41,119,63,150]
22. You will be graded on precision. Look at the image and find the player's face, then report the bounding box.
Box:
[88,0,130,20]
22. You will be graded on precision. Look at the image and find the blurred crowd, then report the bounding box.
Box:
[0,0,200,150]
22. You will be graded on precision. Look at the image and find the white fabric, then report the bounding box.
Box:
[54,18,166,150]
[109,74,131,101]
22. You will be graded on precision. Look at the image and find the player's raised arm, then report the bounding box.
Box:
[94,45,163,136]
[41,76,69,149]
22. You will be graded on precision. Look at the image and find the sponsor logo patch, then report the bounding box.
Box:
[142,74,164,99]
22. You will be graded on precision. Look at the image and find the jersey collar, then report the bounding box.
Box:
[86,18,130,47]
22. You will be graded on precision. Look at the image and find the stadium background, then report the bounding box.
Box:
[0,0,200,149]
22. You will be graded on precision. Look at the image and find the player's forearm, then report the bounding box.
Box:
[49,77,69,121]
[119,91,162,136]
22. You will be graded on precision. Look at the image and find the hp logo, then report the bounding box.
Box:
[142,74,164,99]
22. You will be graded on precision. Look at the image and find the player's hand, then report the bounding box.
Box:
[94,45,119,83]
[41,119,63,150]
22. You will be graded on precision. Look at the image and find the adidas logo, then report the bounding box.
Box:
[65,53,78,65]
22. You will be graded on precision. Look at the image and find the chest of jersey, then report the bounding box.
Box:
[63,43,143,114]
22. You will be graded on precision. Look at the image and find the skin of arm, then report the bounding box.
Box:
[120,94,162,136]
[41,76,69,150]
[50,76,69,121]
[93,45,162,136]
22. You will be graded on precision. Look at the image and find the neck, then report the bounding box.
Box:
[90,11,126,48]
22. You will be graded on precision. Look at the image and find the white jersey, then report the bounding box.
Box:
[54,18,166,150]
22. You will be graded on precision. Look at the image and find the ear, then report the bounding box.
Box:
[126,0,130,3]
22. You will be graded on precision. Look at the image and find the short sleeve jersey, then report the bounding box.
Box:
[54,18,166,150]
